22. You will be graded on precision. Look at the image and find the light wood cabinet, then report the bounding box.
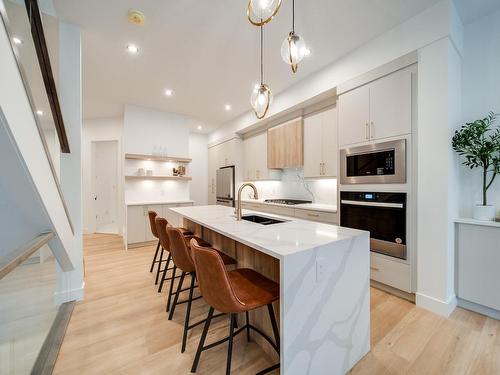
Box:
[304,107,338,178]
[267,118,303,169]
[338,69,411,146]
[243,132,280,181]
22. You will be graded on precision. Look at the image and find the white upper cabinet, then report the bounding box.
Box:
[338,69,412,146]
[243,132,280,181]
[338,85,370,146]
[369,69,412,140]
[304,107,338,178]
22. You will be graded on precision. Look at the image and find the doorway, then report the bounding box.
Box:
[91,140,119,234]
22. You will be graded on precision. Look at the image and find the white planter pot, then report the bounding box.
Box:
[473,205,496,221]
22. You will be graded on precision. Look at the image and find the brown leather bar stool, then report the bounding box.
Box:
[190,238,280,375]
[155,217,199,306]
[151,212,192,288]
[165,226,237,353]
[147,211,162,280]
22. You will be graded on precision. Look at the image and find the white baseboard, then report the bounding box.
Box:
[458,298,500,320]
[416,292,457,317]
[54,282,85,305]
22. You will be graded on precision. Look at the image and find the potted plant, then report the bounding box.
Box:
[452,112,500,221]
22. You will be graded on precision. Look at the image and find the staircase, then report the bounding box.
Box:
[0,0,82,373]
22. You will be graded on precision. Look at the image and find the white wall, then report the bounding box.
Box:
[82,118,123,234]
[189,133,208,205]
[460,8,500,218]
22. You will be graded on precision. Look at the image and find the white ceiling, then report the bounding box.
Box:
[53,0,448,130]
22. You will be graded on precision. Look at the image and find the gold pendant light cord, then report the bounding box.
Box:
[260,23,264,85]
[292,0,295,33]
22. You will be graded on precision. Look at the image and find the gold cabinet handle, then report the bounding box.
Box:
[370,122,374,139]
[370,266,380,271]
[307,213,320,217]
[365,123,370,139]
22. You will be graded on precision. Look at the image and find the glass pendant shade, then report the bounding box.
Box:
[281,31,307,73]
[250,84,273,119]
[247,0,282,26]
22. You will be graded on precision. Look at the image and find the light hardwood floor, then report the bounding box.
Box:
[54,234,500,375]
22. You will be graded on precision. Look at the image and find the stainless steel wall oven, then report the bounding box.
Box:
[340,192,407,260]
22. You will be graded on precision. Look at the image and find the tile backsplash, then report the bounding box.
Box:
[249,169,337,205]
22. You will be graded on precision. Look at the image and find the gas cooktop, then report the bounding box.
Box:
[264,199,313,205]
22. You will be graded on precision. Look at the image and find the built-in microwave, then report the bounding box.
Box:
[340,139,406,184]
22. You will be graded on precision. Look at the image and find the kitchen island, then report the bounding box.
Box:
[169,205,370,375]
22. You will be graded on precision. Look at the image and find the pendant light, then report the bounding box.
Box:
[251,25,273,119]
[281,0,308,73]
[247,0,282,26]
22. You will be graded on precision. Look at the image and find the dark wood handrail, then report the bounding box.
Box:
[0,232,55,280]
[25,0,70,153]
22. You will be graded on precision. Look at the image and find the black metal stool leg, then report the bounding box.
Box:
[155,247,164,285]
[166,266,177,312]
[158,253,171,293]
[226,314,236,375]
[181,273,196,353]
[149,240,160,272]
[267,304,280,352]
[245,311,250,342]
[168,271,186,320]
[191,307,214,373]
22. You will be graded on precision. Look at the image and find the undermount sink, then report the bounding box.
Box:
[241,214,287,225]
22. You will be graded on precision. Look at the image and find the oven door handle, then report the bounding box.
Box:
[340,200,404,209]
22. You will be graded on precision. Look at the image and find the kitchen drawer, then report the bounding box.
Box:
[294,209,338,224]
[370,254,411,293]
[264,205,295,217]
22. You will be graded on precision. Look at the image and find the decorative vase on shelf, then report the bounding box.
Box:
[452,112,500,222]
[473,205,496,221]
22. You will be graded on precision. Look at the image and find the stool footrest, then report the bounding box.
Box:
[200,323,279,354]
[188,312,226,331]
[256,363,280,375]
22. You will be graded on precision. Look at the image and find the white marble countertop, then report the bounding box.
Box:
[240,198,338,213]
[455,217,500,228]
[125,200,194,206]
[170,205,364,259]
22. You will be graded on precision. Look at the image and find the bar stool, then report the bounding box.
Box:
[150,212,192,288]
[147,211,162,280]
[190,238,280,375]
[164,226,237,353]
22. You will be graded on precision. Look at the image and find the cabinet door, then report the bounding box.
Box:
[254,132,269,180]
[127,205,146,244]
[145,205,163,241]
[283,119,303,168]
[267,125,284,169]
[243,137,254,181]
[303,112,323,178]
[208,147,217,204]
[322,107,338,177]
[338,85,370,146]
[369,70,411,140]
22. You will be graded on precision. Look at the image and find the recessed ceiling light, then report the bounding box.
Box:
[224,104,232,111]
[197,125,203,130]
[165,89,174,97]
[36,110,43,116]
[126,44,139,54]
[12,36,23,45]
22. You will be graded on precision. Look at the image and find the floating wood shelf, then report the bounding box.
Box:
[125,175,192,181]
[125,153,192,163]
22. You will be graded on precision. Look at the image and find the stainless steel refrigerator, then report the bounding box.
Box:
[216,166,235,207]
